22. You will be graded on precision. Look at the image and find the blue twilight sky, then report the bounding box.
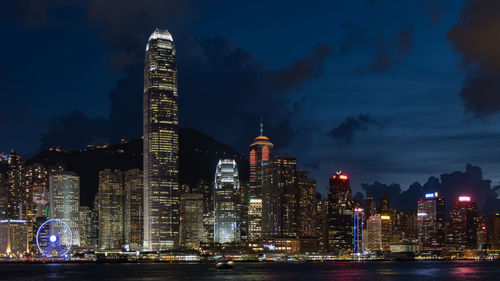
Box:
[1,0,500,197]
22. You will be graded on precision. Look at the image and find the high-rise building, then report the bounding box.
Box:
[98,169,143,250]
[89,195,99,250]
[198,179,214,243]
[179,192,204,249]
[366,214,392,252]
[450,196,478,249]
[273,156,298,238]
[239,181,249,241]
[353,208,364,253]
[0,173,8,219]
[79,206,90,248]
[0,219,28,254]
[248,198,262,241]
[214,159,240,244]
[327,171,353,254]
[249,121,273,241]
[477,213,487,246]
[6,152,23,218]
[143,28,179,251]
[124,169,143,250]
[393,210,417,244]
[98,169,125,250]
[417,192,445,250]
[49,171,80,246]
[297,170,317,238]
[488,213,500,249]
[316,197,329,252]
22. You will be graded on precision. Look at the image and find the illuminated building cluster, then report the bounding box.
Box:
[0,27,500,262]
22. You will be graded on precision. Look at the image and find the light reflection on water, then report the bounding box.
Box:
[0,261,499,281]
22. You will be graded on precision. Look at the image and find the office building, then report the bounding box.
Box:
[143,28,180,251]
[417,192,445,249]
[450,196,478,249]
[297,170,317,238]
[327,171,353,253]
[353,208,364,253]
[214,159,240,244]
[488,213,500,249]
[49,171,80,246]
[179,193,204,249]
[249,121,273,241]
[366,214,392,252]
[0,219,27,254]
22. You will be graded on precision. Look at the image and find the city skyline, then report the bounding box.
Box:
[2,1,500,198]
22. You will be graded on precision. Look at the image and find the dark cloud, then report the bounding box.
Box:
[269,118,296,149]
[328,114,379,144]
[271,43,332,90]
[339,23,414,74]
[421,0,447,25]
[2,1,332,150]
[447,0,500,116]
[361,164,500,215]
[40,110,109,150]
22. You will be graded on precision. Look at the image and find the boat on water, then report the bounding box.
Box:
[215,257,234,269]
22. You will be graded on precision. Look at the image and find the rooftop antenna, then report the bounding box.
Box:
[260,116,264,136]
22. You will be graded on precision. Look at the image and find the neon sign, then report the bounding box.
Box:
[458,196,471,202]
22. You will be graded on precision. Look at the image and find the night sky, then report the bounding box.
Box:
[1,0,500,204]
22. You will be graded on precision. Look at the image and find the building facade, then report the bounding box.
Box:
[214,159,240,244]
[49,171,80,246]
[0,219,27,254]
[417,192,445,250]
[450,196,478,249]
[179,193,204,249]
[143,28,180,251]
[327,171,353,254]
[248,122,273,241]
[297,170,317,238]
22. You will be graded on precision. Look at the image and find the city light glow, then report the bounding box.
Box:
[381,215,391,220]
[458,196,471,202]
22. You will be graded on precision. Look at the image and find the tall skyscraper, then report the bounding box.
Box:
[297,170,317,238]
[353,208,364,253]
[124,169,143,250]
[249,121,273,241]
[143,28,179,251]
[417,192,445,250]
[366,214,392,252]
[488,213,500,249]
[98,169,143,250]
[0,219,28,254]
[6,151,23,218]
[272,156,298,238]
[327,171,353,254]
[79,206,90,248]
[450,196,478,249]
[214,159,240,244]
[98,169,125,250]
[179,192,204,249]
[198,179,214,243]
[49,171,80,246]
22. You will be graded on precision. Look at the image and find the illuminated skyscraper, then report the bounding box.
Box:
[366,214,392,252]
[49,171,80,246]
[143,28,179,250]
[98,169,125,250]
[214,159,240,244]
[6,152,23,218]
[450,196,478,249]
[417,192,445,250]
[179,192,204,249]
[488,213,500,249]
[249,121,273,241]
[124,169,143,250]
[98,169,143,250]
[0,219,28,254]
[79,206,90,248]
[297,170,317,238]
[327,171,353,253]
[353,208,364,253]
[272,156,298,238]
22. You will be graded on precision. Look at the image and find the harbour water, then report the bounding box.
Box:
[1,260,499,280]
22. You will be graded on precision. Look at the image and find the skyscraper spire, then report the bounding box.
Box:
[260,116,264,136]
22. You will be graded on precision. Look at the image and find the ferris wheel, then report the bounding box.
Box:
[36,219,73,258]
